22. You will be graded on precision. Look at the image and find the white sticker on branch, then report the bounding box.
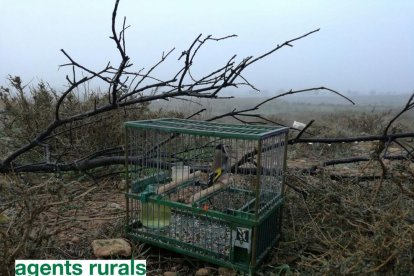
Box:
[293,121,306,130]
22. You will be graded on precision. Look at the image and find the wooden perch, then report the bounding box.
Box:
[190,174,233,203]
[156,170,202,195]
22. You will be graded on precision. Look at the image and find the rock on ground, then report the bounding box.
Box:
[195,268,210,276]
[91,238,131,258]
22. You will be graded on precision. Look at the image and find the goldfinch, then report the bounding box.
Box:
[207,144,229,187]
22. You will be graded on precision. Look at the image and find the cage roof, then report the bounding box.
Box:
[125,118,288,140]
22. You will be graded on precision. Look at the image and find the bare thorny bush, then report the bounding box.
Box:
[0,174,83,276]
[0,77,174,168]
[1,0,414,274]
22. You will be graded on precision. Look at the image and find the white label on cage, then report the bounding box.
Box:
[232,227,252,252]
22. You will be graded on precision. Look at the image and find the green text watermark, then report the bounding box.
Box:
[15,260,146,276]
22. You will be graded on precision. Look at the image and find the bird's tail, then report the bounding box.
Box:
[207,167,222,187]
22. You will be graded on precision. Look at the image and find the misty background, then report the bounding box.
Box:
[1,0,413,99]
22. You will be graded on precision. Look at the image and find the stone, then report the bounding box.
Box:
[195,268,210,276]
[107,202,123,210]
[91,238,131,258]
[163,272,177,276]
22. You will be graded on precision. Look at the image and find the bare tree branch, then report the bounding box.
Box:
[383,93,414,136]
[290,132,414,144]
[2,0,412,176]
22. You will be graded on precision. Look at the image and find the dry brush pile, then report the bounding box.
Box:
[271,154,414,274]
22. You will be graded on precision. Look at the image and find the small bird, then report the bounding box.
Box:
[206,144,229,187]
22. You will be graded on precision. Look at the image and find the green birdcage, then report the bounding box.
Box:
[124,118,288,274]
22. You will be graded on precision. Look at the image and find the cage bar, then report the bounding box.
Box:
[124,118,288,274]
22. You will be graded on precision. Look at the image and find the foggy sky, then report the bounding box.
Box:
[1,0,413,95]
